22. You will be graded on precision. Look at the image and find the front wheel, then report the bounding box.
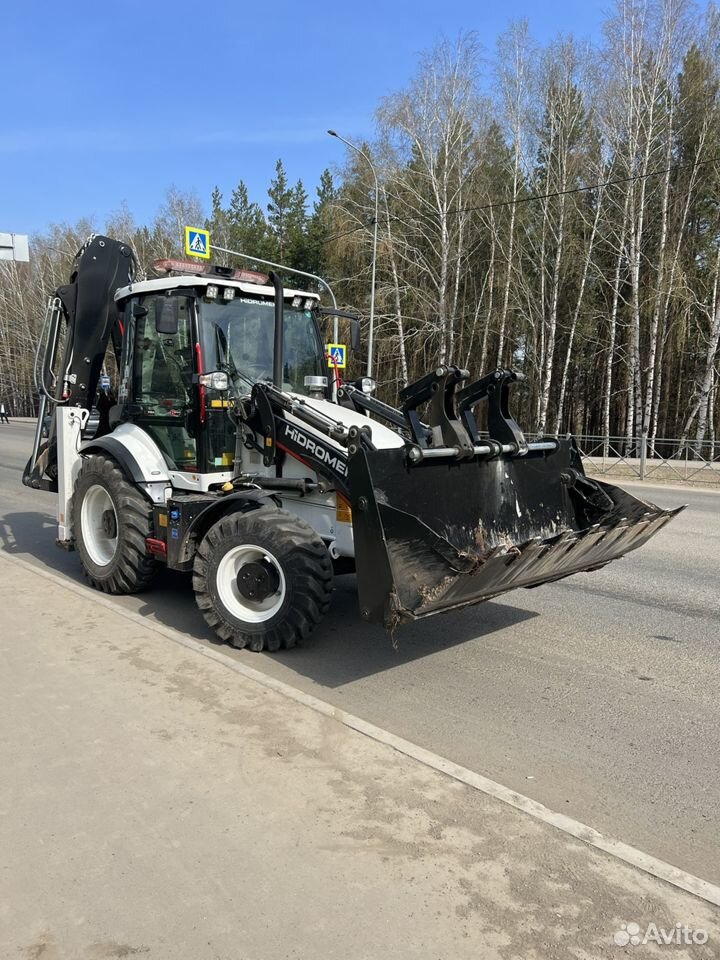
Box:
[193,508,333,651]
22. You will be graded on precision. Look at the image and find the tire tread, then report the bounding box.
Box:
[72,454,157,594]
[193,507,333,652]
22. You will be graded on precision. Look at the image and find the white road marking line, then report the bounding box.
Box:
[5,550,720,908]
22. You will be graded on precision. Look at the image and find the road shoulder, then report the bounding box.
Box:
[0,554,717,960]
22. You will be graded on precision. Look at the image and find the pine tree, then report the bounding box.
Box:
[286,178,309,268]
[266,159,294,261]
[228,180,268,259]
[206,186,231,260]
[305,169,337,275]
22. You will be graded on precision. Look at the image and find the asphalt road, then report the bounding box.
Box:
[2,420,718,884]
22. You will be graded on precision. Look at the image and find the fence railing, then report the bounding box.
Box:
[574,434,720,485]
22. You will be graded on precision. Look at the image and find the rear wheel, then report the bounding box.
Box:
[72,454,158,593]
[193,507,333,651]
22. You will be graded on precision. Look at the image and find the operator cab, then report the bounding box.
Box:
[114,266,324,478]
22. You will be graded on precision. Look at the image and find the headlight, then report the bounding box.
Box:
[198,371,229,391]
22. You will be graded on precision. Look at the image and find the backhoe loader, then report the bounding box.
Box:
[23,235,683,651]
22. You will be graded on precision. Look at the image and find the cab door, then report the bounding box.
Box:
[126,293,199,471]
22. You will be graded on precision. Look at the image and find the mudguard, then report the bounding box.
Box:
[82,422,170,503]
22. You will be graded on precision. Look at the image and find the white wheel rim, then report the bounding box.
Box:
[80,484,119,567]
[216,543,286,623]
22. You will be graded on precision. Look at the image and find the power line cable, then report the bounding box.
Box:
[383,153,720,225]
[325,223,369,244]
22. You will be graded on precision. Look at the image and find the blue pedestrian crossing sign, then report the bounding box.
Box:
[326,343,347,369]
[184,226,210,259]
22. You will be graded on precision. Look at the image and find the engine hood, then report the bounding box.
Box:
[289,394,405,451]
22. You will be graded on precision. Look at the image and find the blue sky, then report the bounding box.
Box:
[1,0,610,236]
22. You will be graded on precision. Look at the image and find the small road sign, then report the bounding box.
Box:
[326,343,347,369]
[184,227,210,259]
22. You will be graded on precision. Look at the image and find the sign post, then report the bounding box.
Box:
[0,233,29,262]
[326,343,347,369]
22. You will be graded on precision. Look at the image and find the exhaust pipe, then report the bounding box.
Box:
[269,271,284,389]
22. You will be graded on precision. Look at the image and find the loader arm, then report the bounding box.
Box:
[236,381,353,499]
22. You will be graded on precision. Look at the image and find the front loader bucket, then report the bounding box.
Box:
[348,440,683,629]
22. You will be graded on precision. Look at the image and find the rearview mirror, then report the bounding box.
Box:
[156,298,179,335]
[350,318,360,352]
[317,306,361,352]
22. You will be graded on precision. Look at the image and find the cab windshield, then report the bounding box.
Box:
[200,296,325,395]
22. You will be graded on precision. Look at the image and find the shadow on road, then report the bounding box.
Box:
[272,575,539,687]
[0,507,539,687]
[136,568,538,687]
[0,508,88,580]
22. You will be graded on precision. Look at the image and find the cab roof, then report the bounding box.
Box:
[114,275,320,303]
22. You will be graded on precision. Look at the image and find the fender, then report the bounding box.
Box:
[81,422,170,504]
[170,490,278,569]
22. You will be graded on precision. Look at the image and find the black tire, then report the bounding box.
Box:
[193,507,333,652]
[72,453,158,594]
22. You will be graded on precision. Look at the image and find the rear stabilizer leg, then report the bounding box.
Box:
[56,407,89,546]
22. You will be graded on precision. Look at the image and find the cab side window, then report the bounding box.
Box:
[131,294,198,470]
[133,296,194,405]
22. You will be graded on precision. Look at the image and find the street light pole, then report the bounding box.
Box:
[327,129,379,379]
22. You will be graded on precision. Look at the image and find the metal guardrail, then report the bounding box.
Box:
[574,434,720,486]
